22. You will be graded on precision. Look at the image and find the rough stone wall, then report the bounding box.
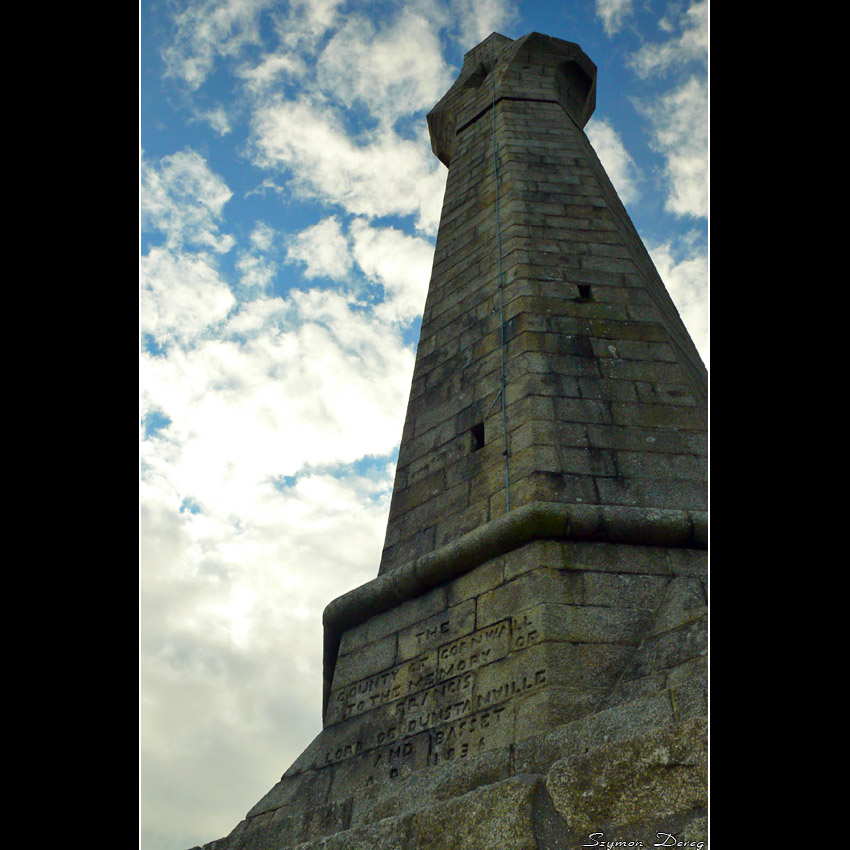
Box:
[199,538,706,850]
[378,33,707,575]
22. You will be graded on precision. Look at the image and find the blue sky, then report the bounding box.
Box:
[140,1,707,847]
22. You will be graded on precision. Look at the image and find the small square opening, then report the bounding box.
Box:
[470,422,485,452]
[577,284,592,301]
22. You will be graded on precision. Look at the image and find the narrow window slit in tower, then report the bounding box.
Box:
[470,422,485,452]
[577,284,592,301]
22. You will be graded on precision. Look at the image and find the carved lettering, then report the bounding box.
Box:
[476,669,547,709]
[372,737,419,781]
[319,663,549,771]
[415,620,451,645]
[436,620,510,680]
[511,612,541,650]
[428,706,507,764]
[323,740,363,765]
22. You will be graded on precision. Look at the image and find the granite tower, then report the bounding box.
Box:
[196,31,708,850]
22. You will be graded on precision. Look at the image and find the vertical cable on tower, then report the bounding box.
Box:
[490,41,510,514]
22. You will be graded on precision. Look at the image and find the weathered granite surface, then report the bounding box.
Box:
[195,537,707,850]
[190,29,708,850]
[378,31,707,577]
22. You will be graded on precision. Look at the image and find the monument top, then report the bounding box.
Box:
[428,32,597,166]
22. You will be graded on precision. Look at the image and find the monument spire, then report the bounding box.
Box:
[194,31,707,850]
[378,32,705,578]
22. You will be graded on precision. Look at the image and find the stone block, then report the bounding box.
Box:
[445,553,505,607]
[581,571,669,609]
[502,538,566,580]
[397,599,476,662]
[559,540,673,576]
[331,633,398,691]
[524,601,654,645]
[620,617,707,681]
[366,586,448,646]
[546,717,707,833]
[595,474,708,511]
[405,776,539,850]
[476,568,584,627]
[649,576,707,636]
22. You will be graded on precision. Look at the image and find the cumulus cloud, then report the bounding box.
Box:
[237,251,277,293]
[161,0,275,89]
[595,0,632,35]
[250,97,447,233]
[631,0,708,78]
[586,118,641,206]
[140,455,392,846]
[249,221,276,252]
[285,216,353,280]
[624,1,708,221]
[202,106,234,136]
[141,150,240,347]
[141,259,417,552]
[648,235,709,367]
[238,51,308,94]
[350,218,433,322]
[284,216,434,320]
[639,75,708,219]
[317,10,455,126]
[141,149,236,253]
[142,248,237,345]
[141,232,419,841]
[448,0,517,48]
[272,0,348,53]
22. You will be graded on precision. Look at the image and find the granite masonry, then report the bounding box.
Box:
[193,31,708,850]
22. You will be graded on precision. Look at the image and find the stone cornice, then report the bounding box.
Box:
[322,501,707,715]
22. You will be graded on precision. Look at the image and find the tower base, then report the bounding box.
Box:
[195,507,707,850]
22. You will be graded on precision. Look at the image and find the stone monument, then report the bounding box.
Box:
[196,31,708,850]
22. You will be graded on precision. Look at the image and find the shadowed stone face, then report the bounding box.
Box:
[427,33,597,167]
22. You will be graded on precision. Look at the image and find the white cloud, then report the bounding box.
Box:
[238,51,308,94]
[272,0,347,53]
[317,10,455,126]
[586,118,641,206]
[286,216,353,280]
[595,0,632,36]
[161,0,275,89]
[250,97,447,233]
[141,149,236,253]
[284,216,434,320]
[140,457,391,847]
[630,0,708,78]
[249,221,276,252]
[202,105,234,136]
[141,248,237,345]
[350,218,434,322]
[141,151,240,345]
[640,75,707,219]
[648,235,709,367]
[450,0,518,47]
[621,1,707,220]
[142,278,416,847]
[237,250,277,292]
[142,286,414,518]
